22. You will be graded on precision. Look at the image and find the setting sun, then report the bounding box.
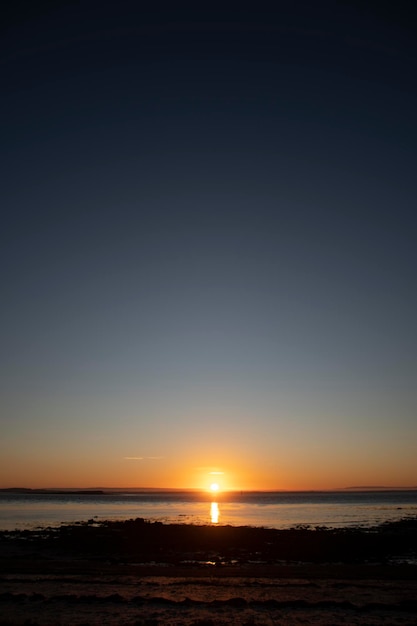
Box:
[210,483,219,492]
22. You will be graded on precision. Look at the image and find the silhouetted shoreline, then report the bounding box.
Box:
[1,518,417,625]
[2,516,417,568]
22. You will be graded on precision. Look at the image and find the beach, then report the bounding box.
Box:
[1,518,417,625]
[3,2,417,620]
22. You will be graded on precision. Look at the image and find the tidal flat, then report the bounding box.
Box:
[1,518,417,625]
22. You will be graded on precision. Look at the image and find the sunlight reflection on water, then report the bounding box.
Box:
[0,491,416,531]
[210,502,219,524]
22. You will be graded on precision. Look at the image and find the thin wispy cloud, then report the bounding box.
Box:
[195,467,225,474]
[124,456,164,461]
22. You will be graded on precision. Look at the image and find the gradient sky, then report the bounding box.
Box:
[1,2,416,490]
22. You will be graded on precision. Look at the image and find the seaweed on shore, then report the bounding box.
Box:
[1,517,416,566]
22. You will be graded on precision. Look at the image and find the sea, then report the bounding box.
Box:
[1,490,417,531]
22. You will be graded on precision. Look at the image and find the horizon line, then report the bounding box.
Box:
[1,485,417,493]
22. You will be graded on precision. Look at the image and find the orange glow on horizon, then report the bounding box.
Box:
[2,444,416,492]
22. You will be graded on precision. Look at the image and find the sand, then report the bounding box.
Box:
[1,518,416,625]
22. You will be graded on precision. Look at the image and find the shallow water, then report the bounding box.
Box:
[1,489,416,530]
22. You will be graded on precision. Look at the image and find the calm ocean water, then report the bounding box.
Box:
[1,490,417,531]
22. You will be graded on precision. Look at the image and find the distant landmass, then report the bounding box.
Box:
[0,487,199,495]
[0,488,105,495]
[341,486,417,491]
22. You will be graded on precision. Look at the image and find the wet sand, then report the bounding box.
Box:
[1,518,416,625]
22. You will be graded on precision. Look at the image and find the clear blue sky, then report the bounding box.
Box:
[1,2,416,489]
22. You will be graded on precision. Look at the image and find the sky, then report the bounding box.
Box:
[1,2,417,491]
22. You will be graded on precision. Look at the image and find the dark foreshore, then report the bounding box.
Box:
[1,517,417,575]
[1,519,417,625]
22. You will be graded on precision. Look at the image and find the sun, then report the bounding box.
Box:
[210,482,219,492]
